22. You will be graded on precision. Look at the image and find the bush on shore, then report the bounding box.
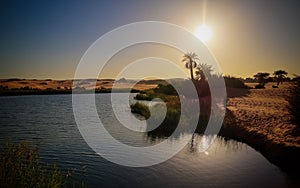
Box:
[134,93,154,101]
[130,102,151,119]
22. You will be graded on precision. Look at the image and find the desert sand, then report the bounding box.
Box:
[227,83,299,147]
[224,83,300,175]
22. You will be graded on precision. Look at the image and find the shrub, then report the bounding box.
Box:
[0,142,66,188]
[253,72,270,86]
[154,84,177,95]
[224,76,248,88]
[134,93,153,101]
[130,102,151,119]
[255,84,265,89]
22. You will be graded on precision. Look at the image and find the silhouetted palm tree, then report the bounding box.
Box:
[273,70,288,86]
[182,52,198,80]
[195,63,213,82]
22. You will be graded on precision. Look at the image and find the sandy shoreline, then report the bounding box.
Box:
[223,83,300,175]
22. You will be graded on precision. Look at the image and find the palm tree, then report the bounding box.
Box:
[254,72,270,87]
[182,52,199,80]
[195,63,213,82]
[273,70,288,86]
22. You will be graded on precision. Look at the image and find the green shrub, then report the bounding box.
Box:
[130,102,151,119]
[134,94,153,101]
[154,84,177,95]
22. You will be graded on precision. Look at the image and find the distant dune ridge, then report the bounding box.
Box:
[0,78,165,91]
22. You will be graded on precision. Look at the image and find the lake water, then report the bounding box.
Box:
[0,94,296,187]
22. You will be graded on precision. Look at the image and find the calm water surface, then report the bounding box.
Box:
[0,94,296,187]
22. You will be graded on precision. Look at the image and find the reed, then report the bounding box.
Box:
[0,142,66,188]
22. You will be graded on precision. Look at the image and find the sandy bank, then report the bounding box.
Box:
[222,83,300,176]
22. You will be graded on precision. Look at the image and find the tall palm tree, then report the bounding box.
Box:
[273,70,288,86]
[195,63,213,82]
[182,52,199,80]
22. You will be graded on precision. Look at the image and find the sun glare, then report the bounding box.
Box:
[195,24,212,42]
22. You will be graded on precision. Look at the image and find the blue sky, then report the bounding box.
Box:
[1,0,300,79]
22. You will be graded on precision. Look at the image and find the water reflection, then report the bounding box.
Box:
[188,134,247,154]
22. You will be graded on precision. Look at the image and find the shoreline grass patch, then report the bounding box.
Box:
[130,102,151,119]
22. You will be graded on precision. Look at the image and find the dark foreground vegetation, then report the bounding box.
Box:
[289,76,300,127]
[0,142,66,187]
[0,142,85,188]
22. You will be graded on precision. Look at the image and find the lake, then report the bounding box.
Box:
[0,94,296,187]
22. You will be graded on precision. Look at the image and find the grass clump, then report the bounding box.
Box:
[0,142,66,188]
[130,102,151,119]
[134,93,154,101]
[135,84,178,101]
[153,84,177,95]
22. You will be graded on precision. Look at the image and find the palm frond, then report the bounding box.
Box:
[191,61,196,68]
[185,62,190,69]
[182,52,198,63]
[181,57,190,62]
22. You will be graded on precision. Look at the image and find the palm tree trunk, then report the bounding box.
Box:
[190,62,194,80]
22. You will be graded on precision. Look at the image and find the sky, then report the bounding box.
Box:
[1,0,300,79]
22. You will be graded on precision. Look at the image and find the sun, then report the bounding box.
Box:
[194,24,212,42]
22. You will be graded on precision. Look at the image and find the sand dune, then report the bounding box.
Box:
[227,83,299,147]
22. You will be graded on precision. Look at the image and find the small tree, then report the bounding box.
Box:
[273,70,288,86]
[182,52,199,80]
[254,72,270,88]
